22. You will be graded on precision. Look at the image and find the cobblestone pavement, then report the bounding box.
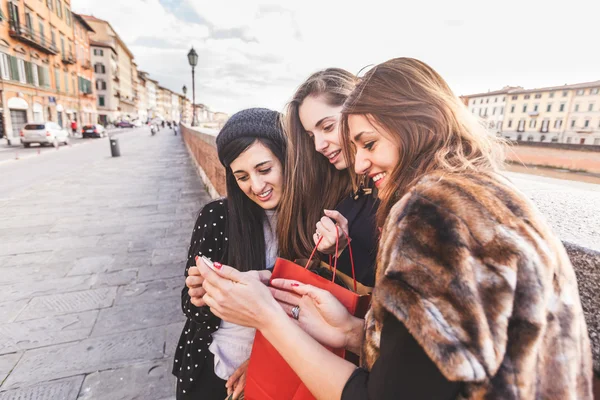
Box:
[0,127,209,399]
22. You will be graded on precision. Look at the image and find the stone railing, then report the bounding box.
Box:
[180,123,600,392]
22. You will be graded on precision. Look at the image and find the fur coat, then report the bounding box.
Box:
[363,171,593,399]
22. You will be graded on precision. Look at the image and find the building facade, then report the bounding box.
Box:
[81,15,135,124]
[136,69,148,122]
[465,87,519,134]
[72,12,95,126]
[1,0,82,144]
[146,77,157,119]
[463,81,600,146]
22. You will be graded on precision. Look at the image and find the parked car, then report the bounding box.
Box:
[20,122,69,148]
[82,124,107,138]
[116,120,134,128]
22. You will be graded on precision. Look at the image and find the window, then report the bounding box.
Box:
[94,63,105,74]
[534,94,541,99]
[584,120,590,128]
[571,120,576,128]
[523,105,527,113]
[17,59,26,84]
[47,0,53,11]
[517,134,522,141]
[64,71,69,93]
[494,97,498,103]
[529,119,536,128]
[559,103,565,112]
[549,92,555,98]
[471,108,475,114]
[483,108,488,116]
[38,65,50,87]
[580,138,585,145]
[554,119,563,129]
[471,99,476,105]
[540,135,546,142]
[502,97,505,101]
[510,105,515,113]
[0,53,10,80]
[96,79,107,90]
[54,69,60,91]
[517,119,525,132]
[547,104,552,112]
[527,135,533,142]
[25,9,34,33]
[486,98,489,104]
[508,120,513,128]
[479,109,483,117]
[492,107,496,115]
[65,10,71,26]
[99,95,105,107]
[512,95,518,100]
[51,29,56,47]
[576,89,584,96]
[575,104,579,112]
[562,91,568,97]
[56,0,62,18]
[567,137,572,143]
[592,88,599,95]
[60,36,65,56]
[524,94,530,99]
[39,21,45,44]
[534,104,538,112]
[79,76,92,94]
[93,49,104,56]
[589,103,594,111]
[500,107,504,115]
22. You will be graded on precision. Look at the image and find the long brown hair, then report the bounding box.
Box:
[277,68,358,260]
[340,58,505,227]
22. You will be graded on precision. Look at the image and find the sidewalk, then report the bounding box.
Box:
[0,129,211,399]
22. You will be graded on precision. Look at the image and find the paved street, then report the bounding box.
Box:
[0,126,209,399]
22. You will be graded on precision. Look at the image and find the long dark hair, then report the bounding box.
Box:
[219,136,286,272]
[277,68,358,261]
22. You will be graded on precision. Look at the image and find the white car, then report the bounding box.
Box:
[21,122,70,148]
[132,119,143,128]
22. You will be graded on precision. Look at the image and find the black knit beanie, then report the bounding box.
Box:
[216,108,285,166]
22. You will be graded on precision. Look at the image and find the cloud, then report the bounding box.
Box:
[72,0,600,114]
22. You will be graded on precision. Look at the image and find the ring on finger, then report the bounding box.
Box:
[291,305,300,320]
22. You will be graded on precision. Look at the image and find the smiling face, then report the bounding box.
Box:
[298,95,348,170]
[348,114,401,194]
[230,141,284,210]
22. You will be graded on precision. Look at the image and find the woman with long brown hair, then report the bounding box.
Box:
[277,68,378,286]
[196,58,593,399]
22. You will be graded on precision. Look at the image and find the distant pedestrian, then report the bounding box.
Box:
[71,120,77,136]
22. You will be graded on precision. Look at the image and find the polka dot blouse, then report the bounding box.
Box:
[172,199,228,394]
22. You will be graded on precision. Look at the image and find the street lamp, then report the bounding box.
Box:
[187,47,198,126]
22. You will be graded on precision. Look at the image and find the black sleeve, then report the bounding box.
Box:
[341,315,461,400]
[180,200,227,324]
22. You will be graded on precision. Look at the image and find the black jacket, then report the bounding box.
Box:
[330,188,379,287]
[172,199,228,395]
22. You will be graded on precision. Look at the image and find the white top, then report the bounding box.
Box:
[209,210,278,380]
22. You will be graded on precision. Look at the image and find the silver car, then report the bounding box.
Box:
[21,122,70,148]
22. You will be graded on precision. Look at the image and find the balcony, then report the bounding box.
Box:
[528,111,540,117]
[113,75,120,83]
[8,21,58,55]
[576,127,593,134]
[61,52,76,65]
[81,60,92,70]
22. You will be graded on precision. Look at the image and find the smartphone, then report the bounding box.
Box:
[200,255,218,271]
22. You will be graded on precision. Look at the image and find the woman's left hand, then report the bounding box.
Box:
[226,359,249,400]
[197,261,281,330]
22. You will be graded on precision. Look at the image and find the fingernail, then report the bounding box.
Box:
[214,262,222,270]
[291,283,299,287]
[195,256,199,262]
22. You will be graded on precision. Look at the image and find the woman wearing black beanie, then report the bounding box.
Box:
[172,108,287,399]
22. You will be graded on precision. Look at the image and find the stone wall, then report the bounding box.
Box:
[180,124,225,198]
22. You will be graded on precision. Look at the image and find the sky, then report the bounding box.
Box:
[73,0,600,115]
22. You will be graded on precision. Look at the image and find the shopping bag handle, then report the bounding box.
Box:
[304,225,357,292]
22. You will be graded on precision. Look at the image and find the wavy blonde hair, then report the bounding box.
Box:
[340,58,505,226]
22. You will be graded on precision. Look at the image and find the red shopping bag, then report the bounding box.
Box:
[245,228,371,400]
